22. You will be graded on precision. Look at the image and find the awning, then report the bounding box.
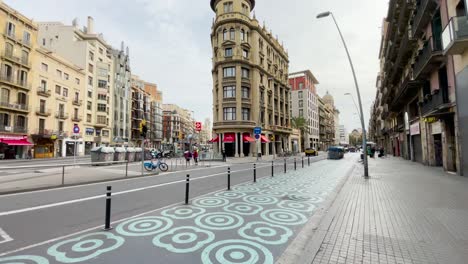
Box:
[223,133,236,143]
[0,138,33,146]
[208,136,219,143]
[243,135,255,143]
[261,135,270,143]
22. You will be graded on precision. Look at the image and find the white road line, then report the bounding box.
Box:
[0,165,270,217]
[0,227,13,244]
[0,164,229,198]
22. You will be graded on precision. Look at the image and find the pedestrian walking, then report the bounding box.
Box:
[378,146,385,158]
[371,146,376,158]
[184,150,192,167]
[193,149,199,165]
[27,149,32,160]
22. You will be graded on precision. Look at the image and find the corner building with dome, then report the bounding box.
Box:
[210,0,292,157]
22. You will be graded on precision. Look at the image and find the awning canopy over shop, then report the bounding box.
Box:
[208,136,220,143]
[0,138,33,146]
[223,133,236,143]
[243,135,255,143]
[260,135,270,143]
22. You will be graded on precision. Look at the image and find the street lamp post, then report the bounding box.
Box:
[317,11,369,177]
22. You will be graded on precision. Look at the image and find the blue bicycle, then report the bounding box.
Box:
[144,159,169,172]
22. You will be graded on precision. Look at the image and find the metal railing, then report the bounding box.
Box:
[0,101,29,111]
[413,36,442,78]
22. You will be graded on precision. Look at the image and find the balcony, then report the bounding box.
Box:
[213,120,256,129]
[421,89,450,116]
[72,115,83,122]
[390,75,422,111]
[442,16,468,55]
[37,87,51,97]
[1,51,31,68]
[32,128,55,136]
[72,99,83,106]
[55,112,69,120]
[411,0,439,39]
[413,37,443,79]
[36,107,51,117]
[0,125,27,134]
[0,101,29,113]
[0,74,31,90]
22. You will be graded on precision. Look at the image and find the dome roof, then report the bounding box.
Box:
[323,92,334,106]
[210,0,255,11]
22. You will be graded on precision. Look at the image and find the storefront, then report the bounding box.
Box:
[410,122,423,163]
[64,137,84,157]
[223,133,236,157]
[0,135,33,159]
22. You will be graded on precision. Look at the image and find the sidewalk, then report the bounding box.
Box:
[309,156,468,264]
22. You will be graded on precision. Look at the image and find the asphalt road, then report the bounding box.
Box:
[0,155,329,256]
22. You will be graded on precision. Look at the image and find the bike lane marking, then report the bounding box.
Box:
[0,227,13,244]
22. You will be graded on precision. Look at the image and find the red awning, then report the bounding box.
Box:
[243,135,255,143]
[0,138,33,146]
[223,133,236,143]
[261,135,270,143]
[208,136,219,143]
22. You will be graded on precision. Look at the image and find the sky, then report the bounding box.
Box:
[6,0,388,134]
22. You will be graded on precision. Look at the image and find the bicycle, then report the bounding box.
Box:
[144,158,169,172]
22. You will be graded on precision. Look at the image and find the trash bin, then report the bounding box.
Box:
[100,147,115,165]
[134,148,143,161]
[91,147,102,163]
[126,148,136,161]
[114,147,127,162]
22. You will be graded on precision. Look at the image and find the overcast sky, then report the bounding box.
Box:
[7,0,388,134]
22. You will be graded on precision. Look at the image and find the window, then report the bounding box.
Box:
[298,91,303,99]
[62,88,68,97]
[55,85,61,95]
[76,78,80,85]
[242,49,249,58]
[225,48,233,57]
[38,118,45,132]
[89,51,94,61]
[23,31,31,45]
[86,114,92,123]
[99,48,103,55]
[41,63,48,72]
[40,80,47,90]
[6,22,15,37]
[98,94,107,101]
[299,100,303,108]
[74,92,80,102]
[224,2,233,12]
[223,29,228,40]
[242,87,250,98]
[223,86,236,98]
[56,70,62,78]
[242,108,250,121]
[102,130,109,137]
[16,115,26,128]
[88,76,93,86]
[87,101,92,110]
[88,63,94,73]
[0,88,10,103]
[98,80,107,89]
[299,83,304,89]
[223,67,235,77]
[88,91,92,98]
[242,4,249,14]
[97,104,107,112]
[58,121,64,132]
[241,29,245,41]
[241,68,250,78]
[299,109,304,117]
[42,38,46,46]
[223,107,236,121]
[39,100,46,112]
[64,73,69,80]
[230,28,235,40]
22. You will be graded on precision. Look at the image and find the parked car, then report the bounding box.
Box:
[305,148,318,157]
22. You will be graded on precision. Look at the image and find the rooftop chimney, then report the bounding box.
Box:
[87,16,94,34]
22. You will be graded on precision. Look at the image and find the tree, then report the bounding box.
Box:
[291,117,307,151]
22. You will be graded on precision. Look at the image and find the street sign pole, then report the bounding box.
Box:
[254,127,262,161]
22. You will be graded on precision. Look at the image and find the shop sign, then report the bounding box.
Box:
[86,128,95,133]
[410,122,420,135]
[432,122,442,135]
[0,135,26,140]
[424,117,439,123]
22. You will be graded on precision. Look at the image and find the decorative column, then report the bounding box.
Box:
[240,133,244,157]
[235,132,239,158]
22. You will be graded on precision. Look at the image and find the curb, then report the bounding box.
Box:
[276,160,358,264]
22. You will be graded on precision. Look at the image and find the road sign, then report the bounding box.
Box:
[73,124,80,134]
[254,127,262,135]
[195,122,202,132]
[255,134,261,140]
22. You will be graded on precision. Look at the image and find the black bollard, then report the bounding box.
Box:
[185,174,190,205]
[294,158,297,171]
[253,164,257,183]
[228,167,231,190]
[308,156,310,166]
[104,186,112,230]
[302,157,304,168]
[271,161,274,177]
[284,158,287,173]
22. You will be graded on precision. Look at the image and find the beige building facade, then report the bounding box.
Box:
[30,48,85,158]
[210,0,292,158]
[0,2,36,159]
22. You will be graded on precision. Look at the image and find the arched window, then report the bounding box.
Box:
[230,28,235,40]
[223,29,228,40]
[17,92,27,105]
[241,29,245,41]
[16,115,26,128]
[1,88,10,103]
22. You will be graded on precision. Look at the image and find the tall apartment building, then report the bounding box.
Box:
[31,48,85,158]
[37,17,115,151]
[130,75,149,145]
[369,0,462,174]
[110,42,131,145]
[334,108,340,145]
[318,96,335,151]
[289,70,320,149]
[339,125,348,144]
[162,109,181,147]
[210,0,292,158]
[144,81,162,148]
[163,104,194,151]
[0,2,36,159]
